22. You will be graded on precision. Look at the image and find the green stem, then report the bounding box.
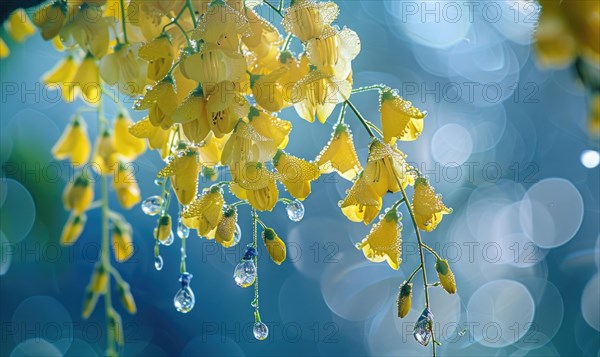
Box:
[406,264,422,284]
[282,33,293,51]
[119,0,128,43]
[162,4,188,33]
[180,234,187,273]
[252,209,260,316]
[186,0,198,28]
[345,100,375,138]
[351,84,386,94]
[278,0,284,12]
[264,0,284,16]
[100,175,115,354]
[421,243,442,260]
[336,102,348,125]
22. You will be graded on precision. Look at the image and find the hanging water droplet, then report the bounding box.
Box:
[337,200,343,208]
[230,223,242,247]
[177,217,190,239]
[253,321,269,341]
[286,200,305,222]
[233,259,256,288]
[174,272,195,313]
[154,177,165,186]
[397,221,403,230]
[397,211,403,220]
[413,308,434,346]
[142,196,163,216]
[160,231,175,246]
[154,255,164,271]
[378,214,384,220]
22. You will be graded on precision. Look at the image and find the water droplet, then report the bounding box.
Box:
[286,200,305,222]
[177,217,190,239]
[233,259,256,288]
[154,177,165,186]
[337,200,343,208]
[378,214,384,220]
[253,321,269,340]
[413,308,434,346]
[230,223,242,247]
[397,221,403,230]
[161,231,175,246]
[174,272,195,313]
[142,196,163,216]
[154,255,164,271]
[397,212,403,220]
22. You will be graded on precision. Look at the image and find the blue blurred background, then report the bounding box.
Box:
[1,1,599,356]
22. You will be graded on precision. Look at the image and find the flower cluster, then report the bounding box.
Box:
[3,0,455,356]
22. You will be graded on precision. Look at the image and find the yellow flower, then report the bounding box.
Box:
[222,120,278,167]
[51,36,64,51]
[435,259,456,294]
[251,52,310,111]
[138,34,174,81]
[262,228,286,265]
[4,9,35,43]
[315,123,361,181]
[211,206,238,248]
[180,45,247,93]
[60,212,86,246]
[380,88,427,144]
[198,132,227,167]
[72,53,101,105]
[182,186,225,236]
[356,208,402,270]
[397,282,412,318]
[42,55,78,102]
[60,4,110,58]
[89,264,109,293]
[412,177,451,232]
[243,10,282,59]
[157,147,200,205]
[112,220,134,262]
[248,107,292,149]
[363,139,409,197]
[116,281,136,314]
[205,81,250,137]
[191,0,249,50]
[292,70,352,123]
[63,172,94,213]
[154,214,172,244]
[82,290,99,319]
[172,88,211,143]
[128,117,173,159]
[113,163,141,209]
[0,37,9,58]
[306,25,360,79]
[92,131,119,175]
[273,150,320,201]
[340,174,382,225]
[113,112,146,160]
[283,0,339,42]
[136,76,178,129]
[52,115,91,166]
[229,163,279,211]
[33,1,67,41]
[99,43,148,96]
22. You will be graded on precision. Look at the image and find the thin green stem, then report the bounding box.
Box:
[256,219,267,229]
[186,0,198,28]
[421,243,442,260]
[406,264,422,284]
[351,84,386,94]
[345,100,375,138]
[174,21,191,46]
[162,4,188,33]
[119,0,128,43]
[180,233,187,273]
[282,33,293,51]
[278,0,284,12]
[264,0,284,16]
[100,175,115,355]
[252,209,260,318]
[336,102,348,125]
[391,198,406,210]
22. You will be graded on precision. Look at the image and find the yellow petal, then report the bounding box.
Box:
[60,212,86,245]
[412,177,451,232]
[273,151,319,200]
[380,89,426,143]
[340,175,381,225]
[316,123,361,181]
[52,116,91,166]
[114,113,146,160]
[282,0,339,42]
[262,228,286,265]
[356,209,402,270]
[5,9,36,43]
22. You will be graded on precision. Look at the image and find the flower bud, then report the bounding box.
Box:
[154,214,172,244]
[117,281,137,314]
[262,228,286,265]
[89,264,109,293]
[60,213,86,246]
[82,289,99,319]
[63,173,94,213]
[435,259,456,294]
[397,282,412,318]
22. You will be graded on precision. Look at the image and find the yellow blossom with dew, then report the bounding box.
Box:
[283,0,339,42]
[205,82,251,138]
[340,174,382,225]
[136,76,178,129]
[222,120,278,167]
[33,1,66,41]
[180,46,247,93]
[114,113,146,160]
[92,130,119,175]
[363,139,410,197]
[99,44,148,96]
[380,88,427,144]
[172,88,211,143]
[229,163,279,211]
[154,214,172,244]
[356,208,402,270]
[397,282,412,318]
[316,123,362,181]
[412,177,452,232]
[112,220,134,262]
[248,107,292,149]
[138,34,174,81]
[210,206,238,248]
[273,150,320,201]
[61,4,110,58]
[113,163,141,209]
[435,259,456,294]
[157,147,200,205]
[63,172,94,213]
[292,70,352,123]
[182,186,225,236]
[128,117,173,159]
[306,26,360,79]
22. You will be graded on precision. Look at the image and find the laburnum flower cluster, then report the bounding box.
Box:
[2,0,455,356]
